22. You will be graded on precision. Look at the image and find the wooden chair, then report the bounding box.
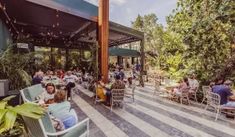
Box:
[205,92,221,121]
[125,84,136,102]
[111,89,125,111]
[22,112,89,137]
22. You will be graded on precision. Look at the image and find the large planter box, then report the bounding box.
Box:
[0,79,9,96]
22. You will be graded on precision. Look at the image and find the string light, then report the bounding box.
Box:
[56,22,59,26]
[52,24,55,28]
[14,19,16,23]
[59,31,62,34]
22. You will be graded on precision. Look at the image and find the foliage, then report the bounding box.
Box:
[132,0,235,83]
[132,14,186,80]
[0,44,33,90]
[0,95,45,134]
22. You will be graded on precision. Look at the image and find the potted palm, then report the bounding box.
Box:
[0,95,45,137]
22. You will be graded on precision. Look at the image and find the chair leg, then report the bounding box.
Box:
[201,97,205,104]
[215,109,220,121]
[187,96,190,105]
[180,97,183,104]
[205,103,208,110]
[195,94,197,102]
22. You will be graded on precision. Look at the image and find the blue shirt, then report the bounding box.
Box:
[212,85,233,105]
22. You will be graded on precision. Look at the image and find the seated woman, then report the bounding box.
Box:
[38,83,56,104]
[48,90,78,129]
[172,77,189,96]
[96,75,107,102]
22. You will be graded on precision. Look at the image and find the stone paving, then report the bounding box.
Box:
[71,85,235,137]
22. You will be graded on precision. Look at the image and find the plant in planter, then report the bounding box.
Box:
[0,44,35,90]
[0,96,45,136]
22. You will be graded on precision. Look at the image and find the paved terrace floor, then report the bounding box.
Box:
[71,84,235,137]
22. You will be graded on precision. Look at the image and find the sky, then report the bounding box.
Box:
[85,0,178,27]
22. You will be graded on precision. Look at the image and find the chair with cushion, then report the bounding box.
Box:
[20,84,44,103]
[111,89,125,111]
[22,112,89,137]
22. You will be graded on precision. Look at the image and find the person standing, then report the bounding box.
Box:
[63,71,78,100]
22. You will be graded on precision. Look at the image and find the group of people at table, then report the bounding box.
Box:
[31,69,86,131]
[31,67,135,131]
[161,74,235,109]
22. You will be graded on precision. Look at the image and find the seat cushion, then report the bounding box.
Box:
[41,113,56,133]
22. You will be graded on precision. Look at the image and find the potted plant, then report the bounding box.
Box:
[0,44,34,91]
[0,95,45,137]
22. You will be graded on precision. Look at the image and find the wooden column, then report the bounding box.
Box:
[140,39,145,87]
[98,0,109,83]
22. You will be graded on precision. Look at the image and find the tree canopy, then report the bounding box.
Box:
[132,0,235,83]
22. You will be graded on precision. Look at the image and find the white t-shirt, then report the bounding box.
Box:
[38,90,55,104]
[188,79,199,90]
[63,75,78,84]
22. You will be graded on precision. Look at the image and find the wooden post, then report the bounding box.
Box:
[98,0,109,83]
[140,39,145,87]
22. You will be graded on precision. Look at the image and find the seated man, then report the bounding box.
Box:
[212,80,235,107]
[106,75,125,106]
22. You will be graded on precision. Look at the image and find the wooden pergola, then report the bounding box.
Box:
[0,0,145,85]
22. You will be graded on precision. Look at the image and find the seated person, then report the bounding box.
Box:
[172,77,189,96]
[212,80,235,108]
[48,90,78,129]
[32,72,43,85]
[96,75,107,102]
[38,83,56,104]
[188,74,199,93]
[106,75,125,106]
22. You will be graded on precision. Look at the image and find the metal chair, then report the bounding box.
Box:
[179,88,190,105]
[22,112,89,137]
[201,86,211,104]
[20,84,44,103]
[125,84,136,102]
[153,79,161,95]
[205,92,221,121]
[111,89,125,111]
[189,87,199,102]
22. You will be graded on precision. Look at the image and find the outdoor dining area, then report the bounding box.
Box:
[1,0,235,137]
[17,69,235,137]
